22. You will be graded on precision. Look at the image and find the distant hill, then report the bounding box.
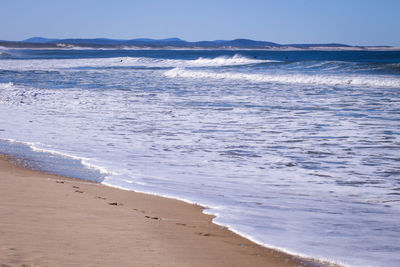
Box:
[14,37,290,48]
[0,37,393,50]
[23,37,60,43]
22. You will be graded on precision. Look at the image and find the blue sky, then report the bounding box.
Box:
[1,0,399,46]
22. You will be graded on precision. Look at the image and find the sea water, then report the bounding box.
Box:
[0,49,399,266]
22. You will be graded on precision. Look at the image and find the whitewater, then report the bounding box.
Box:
[0,49,399,267]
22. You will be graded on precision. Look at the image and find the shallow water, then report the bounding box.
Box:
[1,49,400,266]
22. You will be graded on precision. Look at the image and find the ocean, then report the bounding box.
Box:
[0,48,399,267]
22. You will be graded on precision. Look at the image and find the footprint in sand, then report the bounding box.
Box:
[108,202,123,206]
[133,208,146,213]
[196,232,215,237]
[176,223,196,228]
[145,215,160,220]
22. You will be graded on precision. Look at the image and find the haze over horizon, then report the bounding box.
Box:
[1,0,400,46]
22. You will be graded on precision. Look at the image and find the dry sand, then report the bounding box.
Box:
[0,155,327,267]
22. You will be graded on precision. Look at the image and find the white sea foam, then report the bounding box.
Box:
[188,54,275,66]
[0,82,13,89]
[30,145,112,175]
[0,82,42,105]
[0,55,270,71]
[0,82,18,103]
[206,217,351,267]
[164,68,400,88]
[0,138,111,174]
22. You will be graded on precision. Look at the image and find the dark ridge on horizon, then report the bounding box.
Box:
[0,37,396,49]
[23,37,61,43]
[19,37,281,48]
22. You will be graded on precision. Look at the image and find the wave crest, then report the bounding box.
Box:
[189,54,274,66]
[0,55,271,71]
[164,68,400,88]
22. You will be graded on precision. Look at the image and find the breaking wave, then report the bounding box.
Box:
[0,55,270,71]
[164,68,400,88]
[188,54,275,66]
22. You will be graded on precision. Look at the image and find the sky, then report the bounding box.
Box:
[1,0,399,46]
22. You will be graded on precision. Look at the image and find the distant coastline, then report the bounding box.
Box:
[1,37,399,51]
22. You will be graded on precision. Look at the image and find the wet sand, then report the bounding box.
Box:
[0,155,327,267]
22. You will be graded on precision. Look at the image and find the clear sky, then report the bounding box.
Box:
[1,0,399,46]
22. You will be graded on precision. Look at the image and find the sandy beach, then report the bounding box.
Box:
[0,155,326,267]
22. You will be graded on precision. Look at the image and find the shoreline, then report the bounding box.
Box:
[0,154,332,266]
